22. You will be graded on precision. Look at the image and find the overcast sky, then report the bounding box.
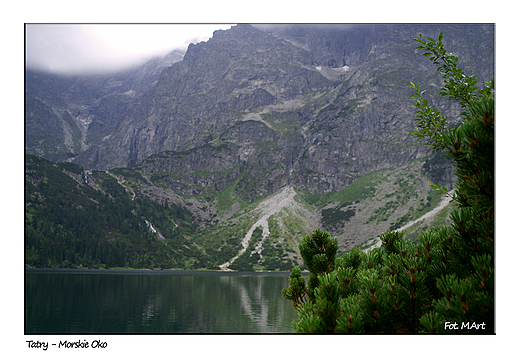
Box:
[25,24,234,75]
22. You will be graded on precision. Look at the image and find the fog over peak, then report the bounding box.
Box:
[25,24,233,76]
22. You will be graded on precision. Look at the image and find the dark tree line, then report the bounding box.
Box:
[25,155,203,269]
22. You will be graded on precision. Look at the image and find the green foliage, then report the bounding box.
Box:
[321,203,355,230]
[282,268,308,309]
[282,229,337,308]
[25,155,207,270]
[229,227,263,271]
[299,229,338,276]
[409,32,492,153]
[416,33,478,107]
[110,167,146,182]
[283,32,494,334]
[301,170,378,208]
[56,161,84,175]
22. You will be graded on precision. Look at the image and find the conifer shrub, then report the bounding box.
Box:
[282,32,494,333]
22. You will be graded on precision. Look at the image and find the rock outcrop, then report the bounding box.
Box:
[26,24,494,199]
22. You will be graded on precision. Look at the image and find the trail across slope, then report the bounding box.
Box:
[396,190,454,232]
[366,190,455,252]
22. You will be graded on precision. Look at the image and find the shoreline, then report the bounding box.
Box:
[24,267,299,276]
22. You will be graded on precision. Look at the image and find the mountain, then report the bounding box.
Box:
[24,154,202,269]
[25,49,186,163]
[24,24,494,270]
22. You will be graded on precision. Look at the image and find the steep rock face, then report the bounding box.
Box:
[26,24,494,199]
[138,118,305,201]
[25,49,185,163]
[103,24,492,197]
[24,24,495,268]
[93,24,335,169]
[254,24,390,68]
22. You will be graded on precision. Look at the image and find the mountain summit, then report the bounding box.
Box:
[25,24,494,268]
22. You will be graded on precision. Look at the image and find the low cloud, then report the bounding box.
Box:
[25,24,233,76]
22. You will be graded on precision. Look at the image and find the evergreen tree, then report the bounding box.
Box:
[282,32,494,333]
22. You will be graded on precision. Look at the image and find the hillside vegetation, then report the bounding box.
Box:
[24,24,493,271]
[25,153,453,270]
[282,31,494,333]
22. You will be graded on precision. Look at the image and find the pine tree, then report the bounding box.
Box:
[282,32,494,333]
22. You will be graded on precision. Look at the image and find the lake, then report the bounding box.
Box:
[25,269,299,334]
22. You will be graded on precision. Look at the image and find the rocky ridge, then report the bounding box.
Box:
[25,24,494,268]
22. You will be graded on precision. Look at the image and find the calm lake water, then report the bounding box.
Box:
[25,269,299,334]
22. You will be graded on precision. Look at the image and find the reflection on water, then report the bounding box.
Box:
[25,270,298,334]
[220,275,274,333]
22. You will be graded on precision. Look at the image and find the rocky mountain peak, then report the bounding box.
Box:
[26,24,493,195]
[25,24,495,269]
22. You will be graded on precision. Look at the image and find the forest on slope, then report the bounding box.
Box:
[24,24,494,270]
